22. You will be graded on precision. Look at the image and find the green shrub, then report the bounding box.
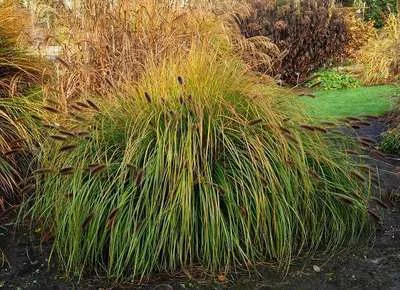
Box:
[363,0,398,28]
[380,126,400,154]
[24,49,372,281]
[306,70,361,90]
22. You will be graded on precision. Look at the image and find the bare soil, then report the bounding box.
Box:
[0,118,399,290]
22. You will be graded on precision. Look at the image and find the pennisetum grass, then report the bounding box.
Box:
[23,47,373,281]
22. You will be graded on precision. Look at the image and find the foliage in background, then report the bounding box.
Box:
[0,0,47,96]
[38,0,279,101]
[357,14,400,84]
[306,70,361,90]
[363,0,398,28]
[342,8,376,59]
[239,0,350,84]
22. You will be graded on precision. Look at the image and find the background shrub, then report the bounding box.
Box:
[342,8,376,59]
[306,69,361,90]
[239,0,351,84]
[363,0,398,28]
[0,0,47,96]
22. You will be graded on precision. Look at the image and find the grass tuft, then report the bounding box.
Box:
[380,125,400,155]
[24,49,373,281]
[0,0,47,206]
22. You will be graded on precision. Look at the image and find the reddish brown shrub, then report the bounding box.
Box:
[239,0,351,84]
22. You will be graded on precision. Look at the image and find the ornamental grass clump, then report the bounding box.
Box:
[0,97,42,201]
[25,48,372,281]
[0,1,46,206]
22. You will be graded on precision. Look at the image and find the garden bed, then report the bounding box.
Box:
[1,1,399,288]
[0,117,399,290]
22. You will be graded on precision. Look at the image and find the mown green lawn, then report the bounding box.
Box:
[300,85,400,121]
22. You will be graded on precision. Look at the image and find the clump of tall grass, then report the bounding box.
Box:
[357,14,400,85]
[42,0,279,100]
[0,1,46,207]
[25,47,372,281]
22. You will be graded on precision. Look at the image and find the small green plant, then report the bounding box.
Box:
[380,126,400,154]
[306,70,361,90]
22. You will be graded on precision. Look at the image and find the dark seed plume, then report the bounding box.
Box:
[88,164,106,174]
[86,99,100,111]
[32,168,53,175]
[370,197,389,209]
[82,213,94,230]
[60,144,78,152]
[144,92,152,103]
[59,167,75,175]
[50,135,68,141]
[248,119,263,126]
[43,106,61,114]
[177,76,184,86]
